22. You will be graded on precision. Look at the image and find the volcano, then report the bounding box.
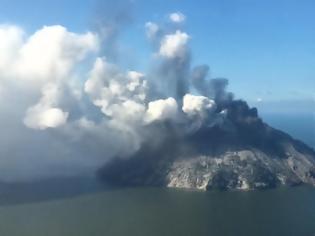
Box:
[97,99,315,191]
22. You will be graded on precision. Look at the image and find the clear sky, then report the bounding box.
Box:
[1,0,314,105]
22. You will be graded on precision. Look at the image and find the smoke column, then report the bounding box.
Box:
[0,4,260,182]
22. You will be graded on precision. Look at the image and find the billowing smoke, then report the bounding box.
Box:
[92,0,134,61]
[0,9,259,182]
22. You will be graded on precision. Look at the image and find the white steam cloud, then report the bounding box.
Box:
[146,97,178,122]
[169,12,186,23]
[0,11,231,182]
[183,94,216,119]
[145,22,160,40]
[159,30,190,59]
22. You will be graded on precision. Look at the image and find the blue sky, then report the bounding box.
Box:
[0,0,314,106]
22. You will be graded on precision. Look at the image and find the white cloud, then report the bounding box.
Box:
[182,94,216,118]
[169,12,186,23]
[25,107,68,130]
[127,71,146,93]
[85,57,148,121]
[23,83,68,129]
[0,20,231,182]
[0,23,150,180]
[17,25,98,83]
[146,97,178,122]
[0,24,99,130]
[0,25,99,86]
[159,30,190,59]
[145,22,159,39]
[0,25,24,72]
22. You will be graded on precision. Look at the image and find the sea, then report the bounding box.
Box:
[0,112,314,236]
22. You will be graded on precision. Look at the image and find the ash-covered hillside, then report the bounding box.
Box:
[98,97,315,191]
[89,15,315,191]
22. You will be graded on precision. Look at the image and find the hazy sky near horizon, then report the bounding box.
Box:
[0,0,314,104]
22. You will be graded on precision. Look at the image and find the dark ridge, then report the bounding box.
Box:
[96,150,170,187]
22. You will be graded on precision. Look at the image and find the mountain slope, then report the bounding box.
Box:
[97,100,315,190]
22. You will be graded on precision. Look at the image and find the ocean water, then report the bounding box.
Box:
[262,112,315,149]
[0,112,314,236]
[0,186,315,236]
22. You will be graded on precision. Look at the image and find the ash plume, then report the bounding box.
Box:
[92,0,134,61]
[0,7,265,182]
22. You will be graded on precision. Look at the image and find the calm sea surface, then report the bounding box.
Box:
[262,112,315,149]
[0,186,315,236]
